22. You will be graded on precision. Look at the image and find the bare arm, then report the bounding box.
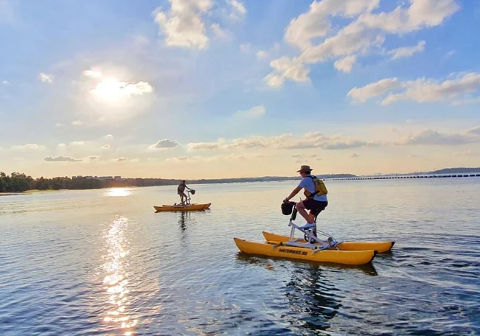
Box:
[284,186,302,202]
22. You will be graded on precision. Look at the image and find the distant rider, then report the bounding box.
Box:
[177,180,191,205]
[283,165,328,228]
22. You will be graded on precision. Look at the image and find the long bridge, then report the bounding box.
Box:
[329,173,480,181]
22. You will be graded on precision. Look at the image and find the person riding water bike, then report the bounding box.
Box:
[283,165,328,230]
[177,180,192,205]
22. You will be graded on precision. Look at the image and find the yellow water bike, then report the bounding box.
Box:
[234,202,394,265]
[154,189,211,212]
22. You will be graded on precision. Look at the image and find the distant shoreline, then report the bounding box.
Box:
[1,170,479,195]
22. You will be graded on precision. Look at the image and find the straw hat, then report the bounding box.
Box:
[297,165,312,173]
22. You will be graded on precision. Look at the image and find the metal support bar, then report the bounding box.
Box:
[287,219,342,251]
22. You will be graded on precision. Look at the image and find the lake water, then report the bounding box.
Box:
[0,179,479,335]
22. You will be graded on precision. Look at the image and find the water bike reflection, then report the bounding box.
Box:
[177,211,207,232]
[178,212,189,232]
[284,264,340,331]
[235,253,377,275]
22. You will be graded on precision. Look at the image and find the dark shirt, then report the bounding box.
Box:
[178,182,186,193]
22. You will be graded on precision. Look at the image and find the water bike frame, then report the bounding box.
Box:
[178,189,195,206]
[285,205,341,252]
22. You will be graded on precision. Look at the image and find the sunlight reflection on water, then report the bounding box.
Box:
[105,188,132,197]
[103,216,138,335]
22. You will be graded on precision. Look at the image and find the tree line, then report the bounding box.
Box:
[0,171,365,193]
[0,172,180,192]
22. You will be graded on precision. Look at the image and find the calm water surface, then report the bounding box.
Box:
[0,179,479,335]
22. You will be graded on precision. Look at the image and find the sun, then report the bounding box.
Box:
[91,78,127,105]
[90,77,153,106]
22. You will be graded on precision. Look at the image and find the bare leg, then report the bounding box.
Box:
[296,201,315,224]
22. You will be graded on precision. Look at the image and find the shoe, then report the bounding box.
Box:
[301,223,316,230]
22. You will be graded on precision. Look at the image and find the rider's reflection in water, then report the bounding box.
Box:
[283,263,377,333]
[178,212,188,232]
[177,212,191,248]
[283,264,341,331]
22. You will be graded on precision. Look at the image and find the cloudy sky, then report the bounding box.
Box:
[1,0,479,178]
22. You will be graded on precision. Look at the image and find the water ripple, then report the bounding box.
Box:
[0,181,479,335]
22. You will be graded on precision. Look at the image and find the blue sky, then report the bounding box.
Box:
[1,0,480,178]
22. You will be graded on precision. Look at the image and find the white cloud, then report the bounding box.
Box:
[1,80,10,85]
[348,78,400,103]
[153,0,213,49]
[284,0,380,50]
[44,156,82,162]
[211,23,229,40]
[400,128,480,145]
[382,73,480,105]
[285,0,379,50]
[39,72,54,83]
[11,144,46,151]
[187,142,221,151]
[228,0,246,20]
[334,55,357,73]
[165,156,190,163]
[266,0,459,86]
[187,127,480,157]
[55,123,64,127]
[235,105,266,119]
[101,144,111,150]
[188,132,375,151]
[149,139,179,150]
[264,57,310,88]
[349,73,480,105]
[359,0,459,33]
[165,153,249,163]
[83,69,102,78]
[71,120,84,126]
[116,157,127,162]
[388,40,426,60]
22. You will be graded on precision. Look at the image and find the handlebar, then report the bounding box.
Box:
[281,201,297,220]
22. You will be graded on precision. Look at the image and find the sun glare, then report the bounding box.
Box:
[105,188,131,197]
[91,78,127,104]
[90,77,153,105]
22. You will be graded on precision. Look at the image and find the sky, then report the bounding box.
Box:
[1,0,480,179]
